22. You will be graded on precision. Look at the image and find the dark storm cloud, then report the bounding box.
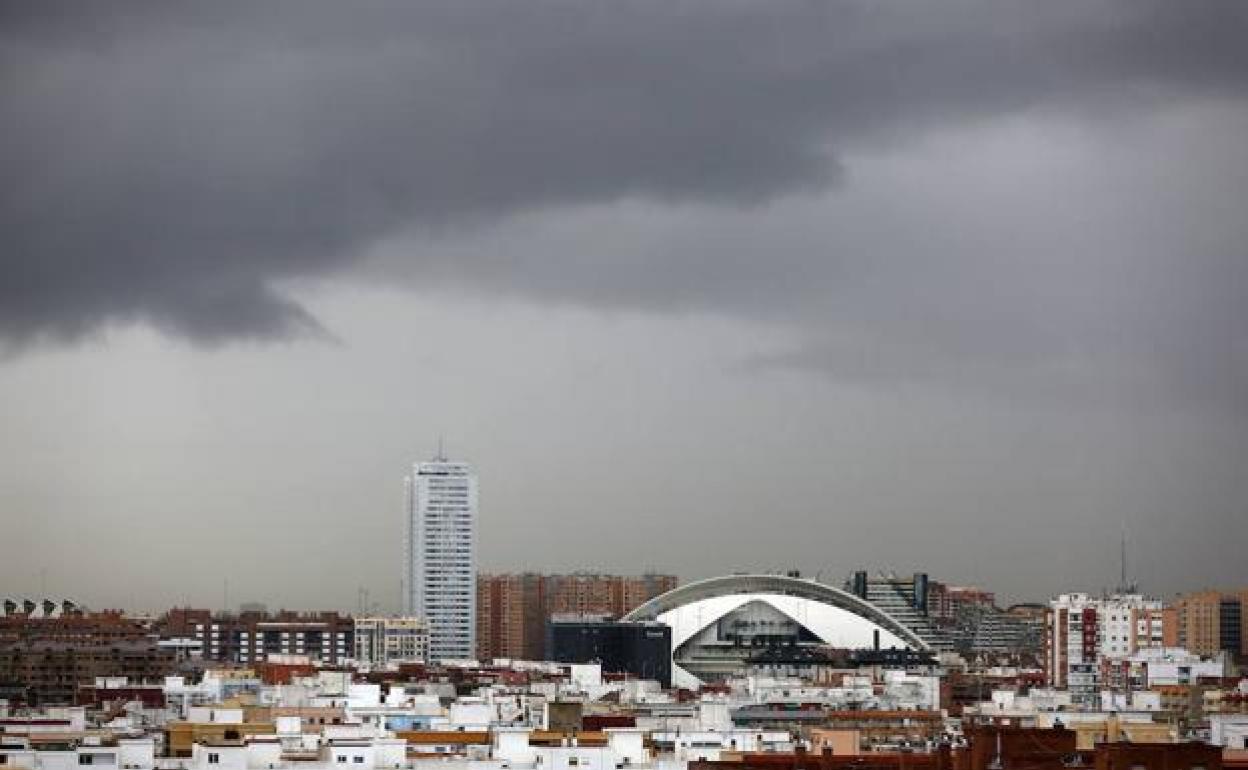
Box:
[3,0,1247,347]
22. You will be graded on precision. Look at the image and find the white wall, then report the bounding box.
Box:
[328,744,376,769]
[187,707,243,725]
[348,685,381,709]
[449,702,491,731]
[1211,715,1248,749]
[568,665,602,690]
[190,743,246,770]
[375,739,406,769]
[493,729,536,765]
[117,739,155,769]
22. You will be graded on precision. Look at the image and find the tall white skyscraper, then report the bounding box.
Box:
[405,456,477,661]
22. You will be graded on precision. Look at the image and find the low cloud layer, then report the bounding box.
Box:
[3,1,1247,354]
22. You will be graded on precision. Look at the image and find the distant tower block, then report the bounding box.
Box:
[405,454,478,661]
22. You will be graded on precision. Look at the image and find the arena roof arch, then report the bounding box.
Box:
[622,574,930,687]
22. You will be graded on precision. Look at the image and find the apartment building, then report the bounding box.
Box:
[1176,589,1248,659]
[1045,593,1170,705]
[159,608,354,664]
[0,608,175,705]
[353,616,429,667]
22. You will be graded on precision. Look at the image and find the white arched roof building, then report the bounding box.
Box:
[622,574,929,687]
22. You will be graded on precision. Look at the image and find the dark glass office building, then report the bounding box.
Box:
[546,619,672,688]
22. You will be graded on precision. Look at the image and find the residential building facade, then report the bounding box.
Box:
[1176,589,1248,660]
[353,616,429,667]
[159,608,354,665]
[0,608,175,705]
[1045,593,1169,704]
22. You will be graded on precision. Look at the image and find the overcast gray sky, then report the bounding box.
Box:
[2,1,1246,613]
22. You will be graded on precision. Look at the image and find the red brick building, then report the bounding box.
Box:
[0,610,175,706]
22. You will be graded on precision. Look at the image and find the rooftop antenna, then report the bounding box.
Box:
[988,729,1003,770]
[436,435,446,462]
[1118,522,1136,594]
[1120,525,1127,593]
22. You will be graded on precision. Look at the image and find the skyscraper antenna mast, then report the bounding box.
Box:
[1118,522,1135,594]
[1120,527,1126,592]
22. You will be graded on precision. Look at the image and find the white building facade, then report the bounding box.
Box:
[1118,647,1231,687]
[405,459,477,661]
[1045,593,1165,705]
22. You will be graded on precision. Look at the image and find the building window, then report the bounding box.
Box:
[208,755,220,765]
[337,757,347,764]
[353,758,364,764]
[79,757,94,766]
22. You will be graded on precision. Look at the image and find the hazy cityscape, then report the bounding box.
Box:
[2,4,1247,770]
[2,450,1246,770]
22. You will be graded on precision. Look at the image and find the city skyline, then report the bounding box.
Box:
[0,557,1229,620]
[0,434,1233,613]
[0,439,1238,613]
[3,2,1247,611]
